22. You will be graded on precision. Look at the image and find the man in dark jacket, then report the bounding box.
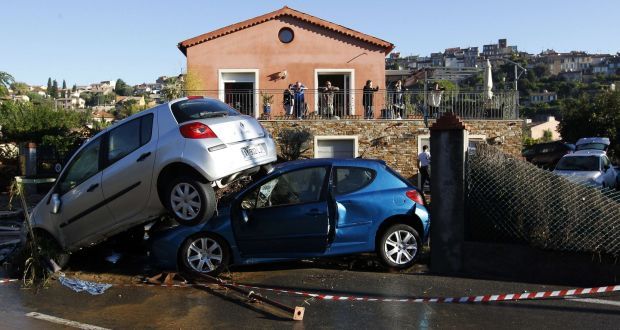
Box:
[363,80,379,119]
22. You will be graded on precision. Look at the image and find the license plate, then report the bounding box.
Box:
[241,144,266,159]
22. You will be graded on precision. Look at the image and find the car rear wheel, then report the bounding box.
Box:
[165,176,215,226]
[378,224,420,269]
[180,233,229,276]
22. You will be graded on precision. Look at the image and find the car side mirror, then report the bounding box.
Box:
[51,193,61,214]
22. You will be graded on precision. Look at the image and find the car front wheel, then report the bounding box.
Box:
[378,224,420,269]
[165,176,216,226]
[180,233,229,276]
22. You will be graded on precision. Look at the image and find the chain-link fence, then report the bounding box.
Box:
[466,143,620,257]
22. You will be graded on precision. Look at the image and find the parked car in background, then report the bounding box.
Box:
[150,158,430,275]
[29,96,277,266]
[553,150,617,188]
[575,137,610,153]
[522,141,575,169]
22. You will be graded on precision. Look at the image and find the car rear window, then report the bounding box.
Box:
[556,156,600,171]
[171,98,239,123]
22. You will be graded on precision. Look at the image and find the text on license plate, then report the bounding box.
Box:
[241,144,266,159]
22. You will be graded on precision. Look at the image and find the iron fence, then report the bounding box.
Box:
[466,143,620,257]
[183,89,518,120]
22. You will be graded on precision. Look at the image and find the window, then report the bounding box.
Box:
[242,167,327,209]
[171,99,238,124]
[107,114,153,165]
[278,27,294,44]
[334,167,375,195]
[141,114,153,145]
[108,118,141,164]
[58,137,101,195]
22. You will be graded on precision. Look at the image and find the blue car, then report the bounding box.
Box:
[150,158,430,275]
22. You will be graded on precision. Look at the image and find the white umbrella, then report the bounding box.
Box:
[483,59,493,100]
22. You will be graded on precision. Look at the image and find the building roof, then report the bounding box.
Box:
[177,6,394,55]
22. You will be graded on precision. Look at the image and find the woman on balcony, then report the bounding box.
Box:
[319,81,339,118]
[293,81,306,119]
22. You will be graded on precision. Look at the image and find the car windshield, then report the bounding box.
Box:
[171,98,239,123]
[576,143,607,151]
[555,156,599,171]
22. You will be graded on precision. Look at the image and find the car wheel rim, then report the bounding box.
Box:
[384,230,417,265]
[186,237,223,273]
[171,183,201,221]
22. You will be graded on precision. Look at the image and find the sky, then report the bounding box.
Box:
[2,0,619,86]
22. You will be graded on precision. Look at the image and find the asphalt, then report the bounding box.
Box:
[2,255,620,329]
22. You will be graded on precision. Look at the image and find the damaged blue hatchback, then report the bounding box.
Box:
[150,158,430,275]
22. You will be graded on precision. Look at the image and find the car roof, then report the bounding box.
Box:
[576,137,610,146]
[273,158,387,171]
[565,150,606,157]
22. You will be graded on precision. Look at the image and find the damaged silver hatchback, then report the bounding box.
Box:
[29,97,276,265]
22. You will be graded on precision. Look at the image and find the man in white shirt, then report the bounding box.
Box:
[418,145,431,191]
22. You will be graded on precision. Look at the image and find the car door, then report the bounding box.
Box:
[56,136,115,247]
[101,113,157,224]
[331,166,378,243]
[232,166,330,256]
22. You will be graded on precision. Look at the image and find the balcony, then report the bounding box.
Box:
[183,89,519,120]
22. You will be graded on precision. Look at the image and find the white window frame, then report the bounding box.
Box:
[218,69,260,118]
[314,135,359,158]
[314,69,355,115]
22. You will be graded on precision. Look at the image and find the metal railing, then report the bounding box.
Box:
[183,89,519,120]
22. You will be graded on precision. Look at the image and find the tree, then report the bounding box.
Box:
[50,80,58,98]
[115,78,132,96]
[541,129,553,142]
[10,82,29,95]
[62,79,67,90]
[47,77,52,94]
[72,84,77,92]
[559,91,620,161]
[0,71,15,96]
[0,100,89,146]
[184,70,204,92]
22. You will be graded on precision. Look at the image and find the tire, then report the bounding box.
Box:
[35,231,70,269]
[180,232,230,276]
[377,224,420,269]
[165,176,216,226]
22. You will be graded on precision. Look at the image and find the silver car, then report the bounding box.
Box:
[29,97,276,262]
[553,150,617,188]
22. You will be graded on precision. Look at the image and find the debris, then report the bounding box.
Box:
[58,275,112,295]
[104,252,122,264]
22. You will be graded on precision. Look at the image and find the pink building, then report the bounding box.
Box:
[178,6,394,118]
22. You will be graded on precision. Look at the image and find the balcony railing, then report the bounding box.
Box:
[183,89,519,120]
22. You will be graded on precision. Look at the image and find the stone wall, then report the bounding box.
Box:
[261,119,523,180]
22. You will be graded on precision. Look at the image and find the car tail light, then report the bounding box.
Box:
[187,95,204,100]
[406,190,424,205]
[179,122,218,139]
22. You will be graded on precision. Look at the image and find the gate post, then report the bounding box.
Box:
[429,113,468,274]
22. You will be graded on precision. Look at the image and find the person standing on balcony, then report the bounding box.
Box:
[363,80,379,119]
[293,81,306,119]
[392,79,404,119]
[418,145,431,192]
[319,81,340,118]
[283,84,295,116]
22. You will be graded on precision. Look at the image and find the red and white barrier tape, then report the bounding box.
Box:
[0,278,19,285]
[236,284,620,304]
[4,276,619,304]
